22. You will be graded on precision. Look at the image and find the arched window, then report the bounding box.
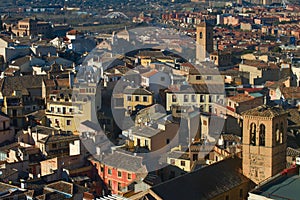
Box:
[250,123,256,146]
[200,32,203,39]
[259,124,266,146]
[275,124,280,144]
[280,122,284,144]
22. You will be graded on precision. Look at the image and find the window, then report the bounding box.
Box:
[206,76,212,80]
[12,110,17,117]
[118,183,122,191]
[143,96,148,102]
[193,154,198,161]
[259,124,265,146]
[166,139,170,144]
[128,173,132,180]
[57,107,61,113]
[108,168,112,175]
[67,120,71,126]
[184,95,189,102]
[52,143,57,148]
[118,171,122,177]
[108,180,112,187]
[280,122,284,144]
[51,107,54,112]
[196,75,202,80]
[69,108,73,113]
[191,95,196,102]
[199,32,203,39]
[145,140,149,147]
[275,124,280,143]
[209,105,212,113]
[239,189,243,198]
[127,96,132,101]
[209,96,212,103]
[170,159,175,165]
[200,95,205,102]
[101,166,104,172]
[250,123,256,146]
[181,161,185,166]
[135,96,140,102]
[200,105,204,112]
[172,95,177,102]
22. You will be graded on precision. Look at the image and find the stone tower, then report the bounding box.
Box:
[242,105,287,184]
[196,21,214,62]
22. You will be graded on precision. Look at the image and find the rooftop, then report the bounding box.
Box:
[251,170,300,200]
[91,151,147,173]
[242,105,287,118]
[228,94,254,103]
[150,156,254,200]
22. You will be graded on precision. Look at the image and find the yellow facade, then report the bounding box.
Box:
[123,94,153,111]
[167,157,191,172]
[46,100,92,134]
[166,93,225,112]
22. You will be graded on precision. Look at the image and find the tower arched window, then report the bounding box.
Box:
[250,123,256,146]
[259,124,266,146]
[275,124,280,144]
[200,32,203,39]
[280,122,284,144]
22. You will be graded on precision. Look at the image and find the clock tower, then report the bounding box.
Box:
[242,105,287,184]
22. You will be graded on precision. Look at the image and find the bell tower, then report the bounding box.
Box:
[196,21,214,62]
[242,105,287,184]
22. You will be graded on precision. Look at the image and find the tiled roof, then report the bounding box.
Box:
[242,60,279,69]
[46,181,74,195]
[124,87,152,95]
[0,75,47,97]
[286,147,300,157]
[166,84,224,94]
[141,69,158,78]
[281,87,300,99]
[81,120,102,132]
[150,156,254,200]
[222,134,241,143]
[229,94,254,103]
[99,151,147,172]
[242,105,287,118]
[38,134,79,144]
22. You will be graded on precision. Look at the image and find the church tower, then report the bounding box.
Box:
[196,21,214,62]
[242,105,287,184]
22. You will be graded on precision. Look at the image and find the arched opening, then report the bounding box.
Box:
[275,124,280,144]
[250,123,256,146]
[259,124,266,146]
[200,32,203,39]
[280,122,284,144]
